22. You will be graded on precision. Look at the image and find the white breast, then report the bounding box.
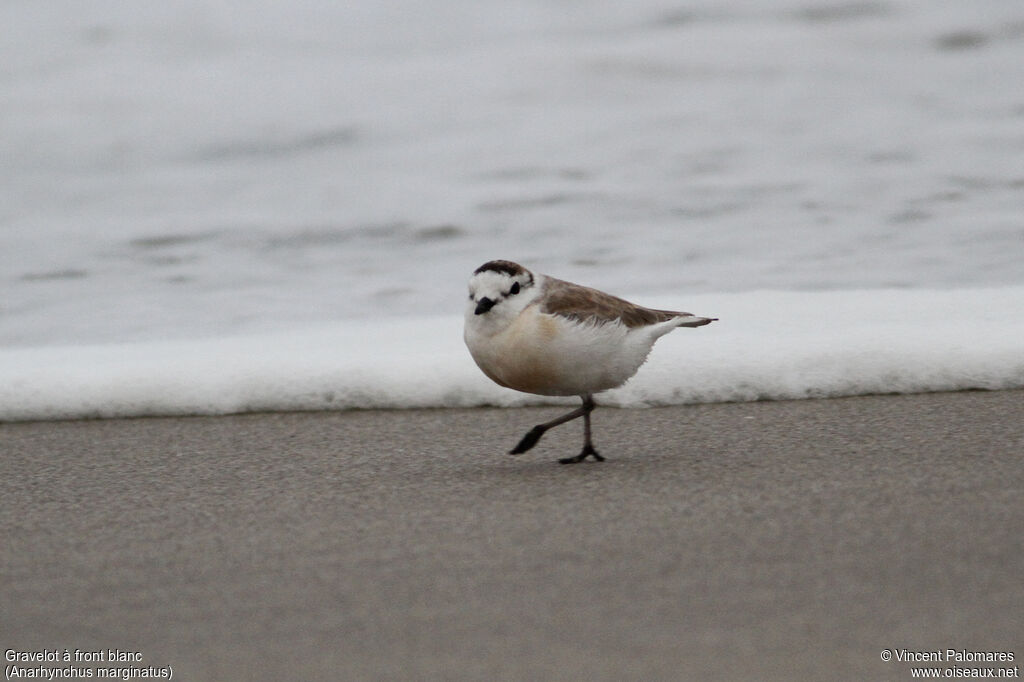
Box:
[464,304,659,397]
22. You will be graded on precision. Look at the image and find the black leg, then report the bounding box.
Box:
[559,400,604,464]
[509,398,591,454]
[510,395,604,463]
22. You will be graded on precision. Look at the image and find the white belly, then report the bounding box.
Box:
[464,305,656,397]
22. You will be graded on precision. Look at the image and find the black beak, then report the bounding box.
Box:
[474,297,495,315]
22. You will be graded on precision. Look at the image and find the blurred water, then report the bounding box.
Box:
[4,287,1023,420]
[2,0,1023,347]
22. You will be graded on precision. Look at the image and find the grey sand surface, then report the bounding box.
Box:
[2,390,1023,679]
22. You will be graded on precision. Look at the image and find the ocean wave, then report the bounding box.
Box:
[3,287,1022,422]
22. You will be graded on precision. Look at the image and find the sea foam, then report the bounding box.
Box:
[2,287,1021,422]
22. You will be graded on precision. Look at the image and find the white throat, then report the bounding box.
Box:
[465,273,543,334]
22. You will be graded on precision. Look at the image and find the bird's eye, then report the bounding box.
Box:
[509,282,520,295]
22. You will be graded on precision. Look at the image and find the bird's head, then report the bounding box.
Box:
[466,260,536,320]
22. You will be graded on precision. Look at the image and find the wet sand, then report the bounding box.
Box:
[2,390,1022,680]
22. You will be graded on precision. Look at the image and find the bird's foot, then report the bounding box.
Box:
[509,426,546,455]
[558,444,605,464]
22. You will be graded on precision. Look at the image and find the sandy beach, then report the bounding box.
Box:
[2,390,1022,680]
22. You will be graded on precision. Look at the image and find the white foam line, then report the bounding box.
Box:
[2,287,1022,421]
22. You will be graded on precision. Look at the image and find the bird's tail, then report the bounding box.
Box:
[673,314,717,328]
[646,313,717,340]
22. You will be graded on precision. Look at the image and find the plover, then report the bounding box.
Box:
[464,260,716,463]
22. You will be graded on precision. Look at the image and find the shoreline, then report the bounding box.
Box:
[3,389,1022,680]
[0,384,1018,426]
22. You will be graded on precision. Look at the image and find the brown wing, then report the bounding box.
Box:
[539,276,695,329]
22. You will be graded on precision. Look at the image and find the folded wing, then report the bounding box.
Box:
[540,277,714,329]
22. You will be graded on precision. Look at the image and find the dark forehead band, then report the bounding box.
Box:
[474,260,533,285]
